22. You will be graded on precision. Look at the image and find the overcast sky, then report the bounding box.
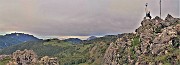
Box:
[0,0,179,39]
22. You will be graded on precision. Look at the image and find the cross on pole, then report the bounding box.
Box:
[160,0,161,18]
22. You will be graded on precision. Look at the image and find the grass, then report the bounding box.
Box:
[130,36,140,55]
[0,57,11,65]
[78,63,90,65]
[132,36,140,47]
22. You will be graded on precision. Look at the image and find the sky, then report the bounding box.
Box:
[0,0,179,39]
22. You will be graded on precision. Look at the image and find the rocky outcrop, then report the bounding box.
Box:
[39,56,59,65]
[8,49,37,65]
[5,49,60,65]
[0,55,9,60]
[103,15,180,65]
[103,33,136,65]
[103,42,119,65]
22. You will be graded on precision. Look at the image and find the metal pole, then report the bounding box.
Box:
[160,0,161,18]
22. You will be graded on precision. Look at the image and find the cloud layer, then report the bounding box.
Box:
[0,0,179,38]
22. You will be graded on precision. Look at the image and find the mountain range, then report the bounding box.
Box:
[0,33,96,49]
[0,14,180,65]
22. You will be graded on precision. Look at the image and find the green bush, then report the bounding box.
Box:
[132,36,140,47]
[172,37,180,48]
[155,27,162,33]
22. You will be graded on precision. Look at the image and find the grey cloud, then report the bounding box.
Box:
[0,0,179,37]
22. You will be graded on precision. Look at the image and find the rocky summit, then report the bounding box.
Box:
[103,14,180,65]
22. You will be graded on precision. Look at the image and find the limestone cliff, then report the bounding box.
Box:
[103,15,180,65]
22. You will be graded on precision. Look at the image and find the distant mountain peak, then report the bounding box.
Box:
[64,38,82,44]
[87,36,97,40]
[0,33,41,49]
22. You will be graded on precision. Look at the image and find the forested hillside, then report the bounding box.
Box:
[0,35,118,65]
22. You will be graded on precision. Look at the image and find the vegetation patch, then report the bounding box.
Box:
[0,57,11,65]
[132,36,140,48]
